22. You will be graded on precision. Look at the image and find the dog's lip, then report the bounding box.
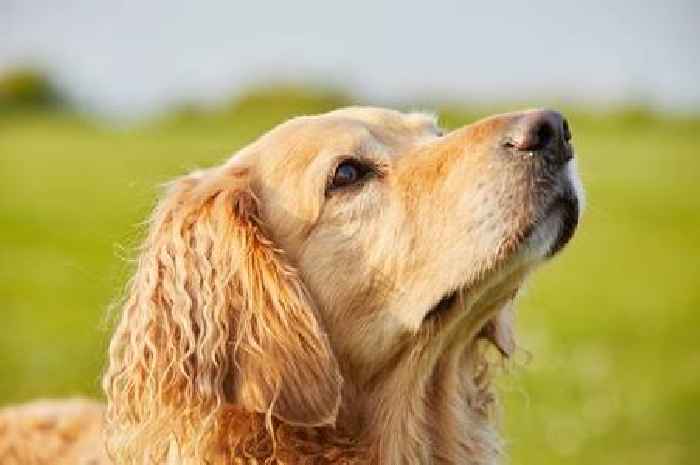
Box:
[422,273,522,328]
[424,289,460,321]
[531,193,580,258]
[547,196,579,256]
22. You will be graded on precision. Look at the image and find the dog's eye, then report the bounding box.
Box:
[329,159,374,192]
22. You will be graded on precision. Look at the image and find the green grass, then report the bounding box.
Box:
[1,100,698,465]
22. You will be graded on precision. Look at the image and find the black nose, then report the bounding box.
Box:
[504,110,572,164]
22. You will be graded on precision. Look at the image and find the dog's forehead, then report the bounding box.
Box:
[276,107,436,153]
[273,107,436,143]
[232,107,440,178]
[326,106,439,133]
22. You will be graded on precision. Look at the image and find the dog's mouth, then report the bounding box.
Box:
[549,196,579,256]
[529,193,580,258]
[424,290,460,321]
[422,165,582,326]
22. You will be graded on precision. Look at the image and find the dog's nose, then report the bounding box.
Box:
[503,110,572,164]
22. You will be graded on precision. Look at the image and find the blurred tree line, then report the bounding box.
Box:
[1,67,677,132]
[0,68,65,112]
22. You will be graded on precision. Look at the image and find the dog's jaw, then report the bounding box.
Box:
[422,156,584,331]
[369,158,585,464]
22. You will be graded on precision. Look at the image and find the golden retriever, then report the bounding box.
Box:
[0,106,582,465]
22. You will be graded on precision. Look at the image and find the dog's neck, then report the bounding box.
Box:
[350,286,513,465]
[359,338,500,465]
[218,293,507,465]
[218,339,499,465]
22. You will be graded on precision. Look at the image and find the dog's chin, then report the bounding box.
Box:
[423,192,580,326]
[523,194,580,260]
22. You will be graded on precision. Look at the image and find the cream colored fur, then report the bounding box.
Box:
[0,107,582,465]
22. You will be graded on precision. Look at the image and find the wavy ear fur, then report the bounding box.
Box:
[103,166,341,463]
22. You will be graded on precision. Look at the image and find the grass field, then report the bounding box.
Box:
[1,95,698,464]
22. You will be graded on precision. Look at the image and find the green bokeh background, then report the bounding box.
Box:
[1,82,698,464]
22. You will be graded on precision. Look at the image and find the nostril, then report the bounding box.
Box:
[507,110,567,152]
[535,121,555,151]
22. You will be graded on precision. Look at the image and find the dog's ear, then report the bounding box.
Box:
[479,300,516,358]
[103,166,341,462]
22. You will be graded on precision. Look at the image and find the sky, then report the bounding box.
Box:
[1,0,698,118]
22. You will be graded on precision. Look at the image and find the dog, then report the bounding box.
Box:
[0,107,582,465]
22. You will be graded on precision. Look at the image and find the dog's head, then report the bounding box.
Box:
[103,107,582,463]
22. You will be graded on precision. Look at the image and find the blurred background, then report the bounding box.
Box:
[1,1,698,464]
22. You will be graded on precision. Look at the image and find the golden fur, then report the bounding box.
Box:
[1,107,582,465]
[0,399,108,465]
